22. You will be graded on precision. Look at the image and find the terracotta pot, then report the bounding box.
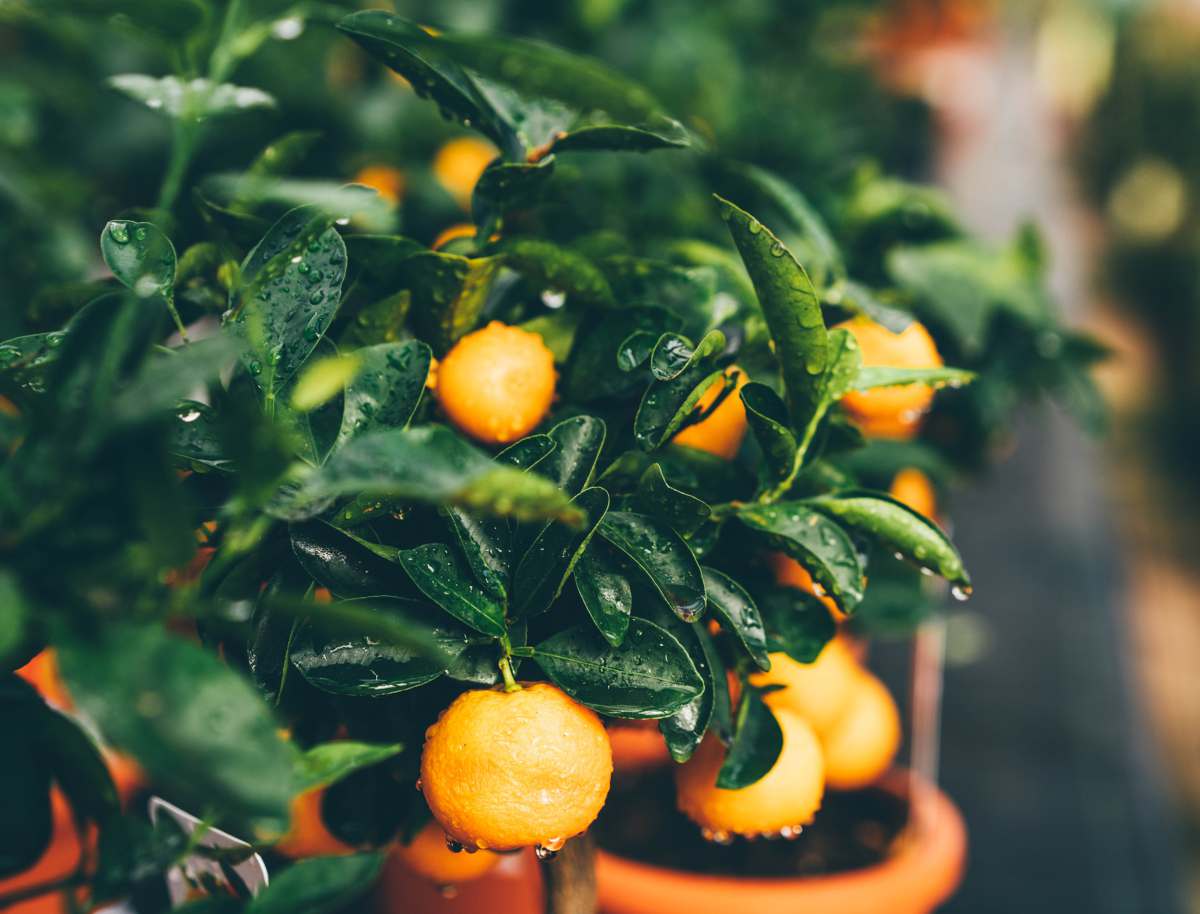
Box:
[372,846,542,914]
[595,768,966,914]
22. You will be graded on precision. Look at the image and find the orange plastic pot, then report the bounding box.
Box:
[372,846,542,914]
[595,769,966,914]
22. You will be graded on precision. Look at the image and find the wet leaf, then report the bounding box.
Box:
[534,415,606,496]
[650,608,723,762]
[101,220,176,301]
[245,852,383,914]
[290,521,415,599]
[633,330,726,450]
[498,239,616,310]
[511,487,609,618]
[716,689,782,789]
[759,588,836,664]
[401,253,499,355]
[109,74,275,120]
[702,567,769,671]
[564,306,678,402]
[533,618,703,719]
[495,433,556,470]
[294,742,404,793]
[739,383,796,485]
[397,542,507,637]
[335,341,431,446]
[631,463,710,536]
[598,511,706,622]
[443,508,511,601]
[851,365,975,392]
[573,540,633,646]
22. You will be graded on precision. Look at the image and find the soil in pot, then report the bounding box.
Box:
[592,765,908,877]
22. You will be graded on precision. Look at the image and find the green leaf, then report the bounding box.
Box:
[631,463,710,536]
[0,571,28,662]
[716,689,783,789]
[759,588,837,663]
[598,511,706,621]
[702,567,769,671]
[290,521,415,598]
[290,353,361,413]
[109,74,275,119]
[288,426,580,524]
[717,196,828,420]
[736,502,864,612]
[248,130,323,178]
[443,508,511,601]
[234,205,347,401]
[101,220,176,301]
[401,253,499,355]
[58,625,294,825]
[807,492,970,591]
[739,383,796,485]
[535,415,606,496]
[397,543,507,637]
[293,742,404,793]
[573,540,633,646]
[45,0,207,38]
[473,158,556,232]
[111,334,246,426]
[495,433,556,469]
[36,707,121,827]
[335,341,431,446]
[498,239,616,310]
[816,327,864,406]
[511,487,610,618]
[564,306,677,402]
[0,720,51,876]
[246,852,384,914]
[533,618,703,719]
[852,365,975,392]
[633,330,726,450]
[654,613,723,763]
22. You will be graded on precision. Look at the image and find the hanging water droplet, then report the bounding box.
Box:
[45,332,64,349]
[107,222,130,244]
[769,241,785,257]
[444,835,464,853]
[179,408,201,423]
[248,360,262,376]
[534,845,558,861]
[541,288,566,309]
[134,226,147,242]
[950,583,973,602]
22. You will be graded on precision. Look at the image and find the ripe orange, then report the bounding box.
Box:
[672,367,750,460]
[820,672,902,790]
[274,788,356,858]
[0,791,84,914]
[889,467,937,519]
[435,321,556,445]
[432,223,477,250]
[749,638,861,735]
[432,137,498,208]
[675,707,825,838]
[393,819,501,885]
[352,165,406,205]
[769,552,845,621]
[17,650,72,711]
[835,316,942,438]
[420,683,612,851]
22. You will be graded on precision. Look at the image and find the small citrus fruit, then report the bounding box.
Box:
[352,165,406,205]
[436,321,556,445]
[0,790,84,914]
[675,707,825,838]
[672,367,750,460]
[749,638,861,735]
[274,789,356,858]
[420,683,612,851]
[433,137,498,208]
[432,223,477,250]
[889,467,937,519]
[17,649,72,711]
[769,552,844,621]
[393,819,501,885]
[835,316,942,437]
[821,672,902,790]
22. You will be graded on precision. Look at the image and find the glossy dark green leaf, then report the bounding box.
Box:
[533,618,703,719]
[495,433,556,469]
[397,542,506,637]
[248,130,323,178]
[101,220,175,301]
[472,158,556,232]
[245,852,383,914]
[0,725,51,876]
[36,706,121,827]
[58,624,294,825]
[759,588,837,663]
[807,492,970,591]
[702,567,769,671]
[740,382,796,485]
[716,689,783,789]
[631,463,710,536]
[717,196,828,420]
[290,521,415,599]
[654,611,722,763]
[234,205,347,401]
[564,306,678,402]
[617,329,658,372]
[109,74,274,119]
[401,253,498,355]
[498,239,616,310]
[111,333,245,426]
[573,540,633,646]
[552,122,690,154]
[335,341,431,447]
[443,508,511,601]
[512,487,609,618]
[633,330,726,450]
[294,742,404,793]
[290,597,470,697]
[815,327,863,406]
[535,415,606,496]
[852,365,975,392]
[0,331,61,396]
[736,502,864,612]
[649,333,697,381]
[598,511,706,621]
[287,426,580,524]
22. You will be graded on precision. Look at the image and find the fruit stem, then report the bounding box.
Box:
[498,633,521,692]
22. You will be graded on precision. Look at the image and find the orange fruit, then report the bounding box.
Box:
[432,223,477,251]
[17,650,72,711]
[675,707,825,838]
[749,638,861,735]
[420,683,612,851]
[352,165,406,205]
[672,367,750,460]
[889,467,937,519]
[274,789,356,858]
[821,672,902,790]
[769,552,845,621]
[0,791,85,914]
[835,316,942,437]
[393,819,501,885]
[432,137,498,208]
[435,321,556,445]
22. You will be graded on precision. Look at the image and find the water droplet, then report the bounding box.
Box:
[134,226,147,242]
[534,845,558,861]
[444,836,464,853]
[541,288,566,309]
[769,242,785,257]
[179,408,201,423]
[747,220,762,235]
[45,332,64,349]
[951,583,973,602]
[309,289,324,305]
[248,360,262,376]
[108,222,130,244]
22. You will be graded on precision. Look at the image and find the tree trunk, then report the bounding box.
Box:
[541,833,597,914]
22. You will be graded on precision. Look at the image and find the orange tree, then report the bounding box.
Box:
[0,8,1097,914]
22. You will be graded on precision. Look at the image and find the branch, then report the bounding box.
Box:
[541,832,597,914]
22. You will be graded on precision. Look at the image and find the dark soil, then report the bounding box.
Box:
[593,765,909,877]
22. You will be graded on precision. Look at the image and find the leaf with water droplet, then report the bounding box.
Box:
[757,587,836,664]
[716,688,783,790]
[532,415,606,497]
[702,567,769,671]
[532,618,703,719]
[598,511,706,622]
[850,364,976,393]
[109,73,275,120]
[335,340,431,447]
[633,329,726,451]
[510,487,609,619]
[573,539,633,647]
[739,382,797,488]
[101,219,177,307]
[630,463,710,537]
[443,507,512,602]
[396,542,507,637]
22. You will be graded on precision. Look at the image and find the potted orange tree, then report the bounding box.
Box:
[0,7,1101,914]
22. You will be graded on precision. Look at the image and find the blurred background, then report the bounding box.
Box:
[4,0,1200,911]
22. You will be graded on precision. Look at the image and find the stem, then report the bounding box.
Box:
[156,119,198,214]
[541,833,597,914]
[498,633,521,692]
[166,292,190,343]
